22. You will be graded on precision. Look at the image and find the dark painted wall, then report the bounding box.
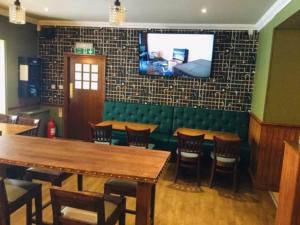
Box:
[39,27,258,112]
[0,15,38,111]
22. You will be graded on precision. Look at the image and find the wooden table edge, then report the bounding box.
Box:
[96,120,159,133]
[173,127,241,140]
[0,151,170,184]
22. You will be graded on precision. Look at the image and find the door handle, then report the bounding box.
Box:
[70,83,74,99]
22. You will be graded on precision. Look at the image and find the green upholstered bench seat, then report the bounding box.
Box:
[104,101,173,134]
[104,101,174,148]
[172,107,249,141]
[150,133,173,150]
[104,101,250,165]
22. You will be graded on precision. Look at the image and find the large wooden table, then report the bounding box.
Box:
[174,128,241,141]
[0,135,170,225]
[0,122,37,135]
[96,120,158,133]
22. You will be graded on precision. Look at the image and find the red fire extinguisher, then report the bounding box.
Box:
[47,118,56,138]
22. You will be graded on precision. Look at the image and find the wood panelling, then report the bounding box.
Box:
[275,141,300,225]
[248,115,262,178]
[249,114,300,191]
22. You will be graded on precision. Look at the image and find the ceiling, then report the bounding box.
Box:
[0,0,278,25]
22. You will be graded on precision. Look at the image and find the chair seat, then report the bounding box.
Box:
[148,143,155,149]
[104,179,137,197]
[94,138,120,145]
[210,152,239,163]
[176,149,199,158]
[129,143,155,150]
[4,178,41,204]
[25,167,72,183]
[61,195,121,224]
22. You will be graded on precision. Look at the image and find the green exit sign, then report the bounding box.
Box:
[75,48,95,55]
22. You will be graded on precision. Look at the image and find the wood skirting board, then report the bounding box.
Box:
[249,114,300,191]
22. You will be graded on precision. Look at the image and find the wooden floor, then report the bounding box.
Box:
[11,163,276,225]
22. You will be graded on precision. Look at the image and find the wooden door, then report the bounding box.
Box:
[64,54,106,140]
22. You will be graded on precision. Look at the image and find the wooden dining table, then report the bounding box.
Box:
[0,135,170,225]
[0,122,37,135]
[97,120,159,133]
[174,127,241,141]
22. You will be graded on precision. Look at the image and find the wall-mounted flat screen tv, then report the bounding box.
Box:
[139,33,215,78]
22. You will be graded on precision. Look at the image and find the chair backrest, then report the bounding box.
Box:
[177,132,205,155]
[89,123,112,144]
[213,136,241,159]
[0,178,9,225]
[0,114,9,123]
[125,126,150,149]
[8,115,18,124]
[50,187,106,225]
[17,116,40,136]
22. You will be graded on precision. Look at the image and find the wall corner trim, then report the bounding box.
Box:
[256,0,292,31]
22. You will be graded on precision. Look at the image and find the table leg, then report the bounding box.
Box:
[0,164,9,178]
[150,184,156,225]
[136,182,155,225]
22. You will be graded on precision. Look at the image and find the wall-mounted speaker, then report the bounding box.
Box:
[40,27,57,39]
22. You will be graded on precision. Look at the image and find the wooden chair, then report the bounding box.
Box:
[104,126,156,224]
[77,123,120,191]
[0,114,9,123]
[89,123,119,145]
[8,115,18,124]
[22,117,72,209]
[209,136,241,192]
[125,126,154,149]
[16,116,40,136]
[50,186,126,225]
[174,132,205,186]
[0,178,42,225]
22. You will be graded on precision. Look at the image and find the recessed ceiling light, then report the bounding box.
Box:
[44,7,49,12]
[201,8,207,14]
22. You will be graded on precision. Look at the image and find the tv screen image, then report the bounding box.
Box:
[139,33,215,78]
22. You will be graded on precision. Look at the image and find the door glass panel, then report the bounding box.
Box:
[91,82,98,90]
[83,73,90,81]
[83,81,90,90]
[75,72,82,81]
[91,73,98,82]
[75,63,82,72]
[75,81,82,89]
[91,64,98,73]
[83,64,90,72]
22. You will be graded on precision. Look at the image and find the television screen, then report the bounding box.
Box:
[139,33,215,78]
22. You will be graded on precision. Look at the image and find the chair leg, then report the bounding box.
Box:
[0,213,10,225]
[209,162,216,188]
[196,160,201,186]
[233,163,238,192]
[119,210,126,225]
[34,188,43,225]
[26,201,32,225]
[174,157,180,183]
[150,185,156,225]
[77,174,83,191]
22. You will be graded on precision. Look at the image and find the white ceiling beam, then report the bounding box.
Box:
[255,0,292,30]
[37,20,256,30]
